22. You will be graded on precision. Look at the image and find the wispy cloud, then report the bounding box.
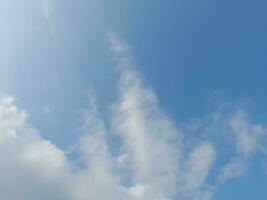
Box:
[42,0,55,20]
[42,0,56,32]
[0,33,266,200]
[219,111,266,182]
[109,34,218,200]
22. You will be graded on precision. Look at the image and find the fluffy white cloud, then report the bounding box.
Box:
[0,34,266,200]
[0,34,217,200]
[0,78,215,200]
[0,97,71,200]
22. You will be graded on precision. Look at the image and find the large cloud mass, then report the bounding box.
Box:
[0,35,266,200]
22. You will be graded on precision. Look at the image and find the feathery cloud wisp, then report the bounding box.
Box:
[219,111,266,182]
[42,0,55,20]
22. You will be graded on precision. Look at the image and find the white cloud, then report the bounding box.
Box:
[110,34,217,200]
[112,64,181,199]
[1,33,266,200]
[0,34,218,200]
[181,105,267,184]
[183,143,216,191]
[219,158,247,182]
[219,111,266,182]
[0,95,128,200]
[0,97,71,200]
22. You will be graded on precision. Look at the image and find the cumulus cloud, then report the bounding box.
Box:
[0,34,266,200]
[0,34,215,200]
[0,97,71,200]
[0,95,127,200]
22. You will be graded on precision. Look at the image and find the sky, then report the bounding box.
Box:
[0,0,267,199]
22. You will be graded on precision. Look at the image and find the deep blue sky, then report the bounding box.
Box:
[106,0,267,118]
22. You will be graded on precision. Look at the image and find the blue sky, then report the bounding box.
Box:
[0,0,267,199]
